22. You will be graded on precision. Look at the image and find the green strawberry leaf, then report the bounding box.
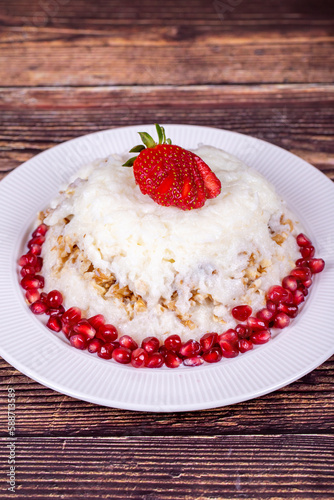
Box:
[129,144,146,153]
[122,156,138,167]
[138,132,156,149]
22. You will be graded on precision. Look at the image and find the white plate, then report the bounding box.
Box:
[0,125,333,412]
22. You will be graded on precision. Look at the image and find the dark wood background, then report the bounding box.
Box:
[0,1,333,498]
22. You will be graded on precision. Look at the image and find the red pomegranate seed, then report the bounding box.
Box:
[61,321,72,337]
[283,289,294,305]
[183,356,204,367]
[179,339,201,358]
[290,267,311,281]
[282,275,298,292]
[131,348,149,368]
[21,275,44,290]
[256,308,275,326]
[146,352,164,368]
[250,330,271,344]
[47,305,65,316]
[273,312,290,329]
[97,343,114,359]
[202,347,222,363]
[267,285,288,304]
[70,333,88,350]
[231,305,252,322]
[277,303,298,318]
[30,300,48,315]
[28,236,45,247]
[20,265,36,277]
[308,258,325,274]
[164,334,182,352]
[46,315,62,332]
[46,290,63,308]
[73,319,96,339]
[96,324,118,342]
[119,335,138,351]
[159,345,168,358]
[112,347,131,364]
[296,258,308,267]
[298,284,309,296]
[302,278,312,288]
[300,246,315,259]
[238,339,253,353]
[18,253,37,267]
[29,244,42,255]
[219,340,239,358]
[35,257,43,272]
[266,300,277,313]
[247,317,267,332]
[165,351,182,368]
[218,329,238,346]
[142,336,160,354]
[296,233,312,247]
[25,289,40,304]
[200,332,218,352]
[40,292,47,302]
[88,338,103,354]
[62,307,81,325]
[88,314,105,330]
[235,324,249,339]
[32,224,48,237]
[293,289,305,306]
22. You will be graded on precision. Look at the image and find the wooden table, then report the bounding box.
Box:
[0,1,333,498]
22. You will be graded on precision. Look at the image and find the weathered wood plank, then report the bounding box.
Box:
[1,357,333,437]
[0,85,333,180]
[0,435,333,499]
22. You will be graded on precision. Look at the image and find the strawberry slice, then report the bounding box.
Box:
[123,124,221,210]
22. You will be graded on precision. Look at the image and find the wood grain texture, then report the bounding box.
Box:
[0,435,333,499]
[0,85,333,180]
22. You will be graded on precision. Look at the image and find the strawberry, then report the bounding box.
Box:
[123,124,221,210]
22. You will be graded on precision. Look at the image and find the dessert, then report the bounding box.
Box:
[18,125,325,368]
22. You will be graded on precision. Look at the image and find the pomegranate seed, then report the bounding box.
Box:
[282,275,298,292]
[18,253,37,267]
[283,289,294,305]
[202,347,222,363]
[247,317,267,332]
[219,340,239,358]
[179,339,201,358]
[30,300,48,315]
[40,292,47,302]
[235,324,249,339]
[164,334,182,352]
[293,289,305,306]
[131,348,148,368]
[46,315,62,332]
[308,258,325,274]
[61,321,72,336]
[88,314,105,330]
[218,329,238,346]
[290,267,311,281]
[302,278,312,288]
[88,338,103,354]
[98,343,114,359]
[46,290,63,308]
[300,246,315,259]
[273,312,290,329]
[267,285,288,304]
[29,244,42,255]
[62,307,81,325]
[69,333,88,350]
[238,339,253,353]
[146,352,164,368]
[20,265,36,277]
[231,305,252,322]
[298,284,309,296]
[165,351,182,368]
[25,289,40,304]
[73,319,96,339]
[296,233,312,247]
[119,335,138,351]
[250,330,271,344]
[159,345,168,358]
[142,336,160,354]
[32,224,48,237]
[200,332,218,352]
[277,303,298,318]
[296,258,308,267]
[21,275,44,290]
[183,356,204,367]
[35,257,43,272]
[256,308,275,326]
[47,305,65,316]
[266,300,277,313]
[28,236,45,247]
[96,324,118,342]
[112,347,131,364]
